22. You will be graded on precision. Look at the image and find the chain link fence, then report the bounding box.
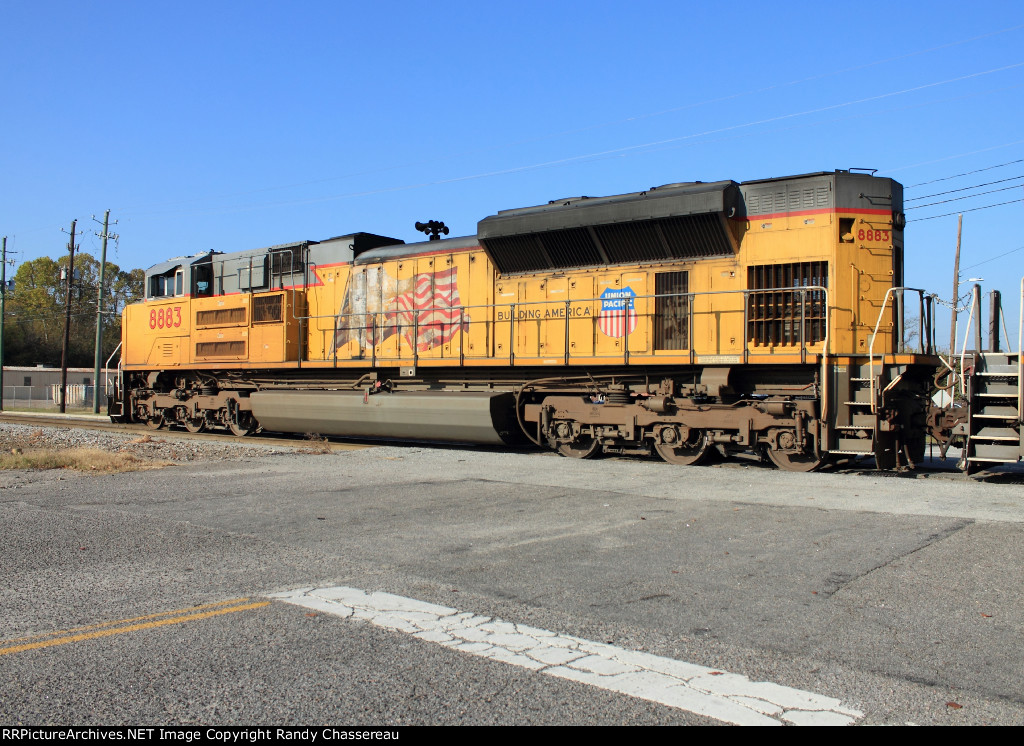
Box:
[2,384,100,411]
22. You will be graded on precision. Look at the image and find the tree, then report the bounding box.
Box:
[4,253,143,367]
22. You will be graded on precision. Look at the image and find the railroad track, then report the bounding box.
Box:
[2,411,1018,482]
[0,412,373,452]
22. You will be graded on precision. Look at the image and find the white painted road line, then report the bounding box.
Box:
[270,586,863,726]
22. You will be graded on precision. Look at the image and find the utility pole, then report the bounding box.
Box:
[989,290,1002,353]
[92,210,117,414]
[1,236,6,411]
[949,214,962,357]
[60,220,77,414]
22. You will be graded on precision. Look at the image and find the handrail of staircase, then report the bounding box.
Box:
[868,287,929,414]
[959,290,978,399]
[1018,276,1022,424]
[104,342,122,402]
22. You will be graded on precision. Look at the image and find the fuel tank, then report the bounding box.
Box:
[248,390,525,445]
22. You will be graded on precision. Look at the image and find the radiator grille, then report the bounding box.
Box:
[747,262,828,347]
[196,307,246,326]
[485,213,733,273]
[253,295,283,323]
[654,271,689,350]
[195,341,246,357]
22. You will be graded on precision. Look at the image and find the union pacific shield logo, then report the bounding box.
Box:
[598,286,637,338]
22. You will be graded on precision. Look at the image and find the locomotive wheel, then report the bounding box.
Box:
[766,446,825,472]
[183,415,206,434]
[145,414,164,430]
[556,436,600,459]
[228,414,255,437]
[654,430,711,466]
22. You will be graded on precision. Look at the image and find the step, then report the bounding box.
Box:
[977,353,1016,367]
[830,450,875,456]
[969,443,1021,461]
[837,437,874,452]
[849,387,875,403]
[976,366,1019,376]
[974,383,1019,396]
[966,457,1020,464]
[974,427,1020,441]
[851,413,876,427]
[974,405,1020,419]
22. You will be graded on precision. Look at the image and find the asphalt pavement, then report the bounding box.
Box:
[1,444,1022,725]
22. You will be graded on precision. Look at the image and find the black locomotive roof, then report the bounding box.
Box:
[477,180,741,274]
[481,179,739,229]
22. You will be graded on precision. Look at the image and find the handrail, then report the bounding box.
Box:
[316,285,830,358]
[959,289,978,399]
[104,341,122,399]
[867,287,932,413]
[1018,276,1022,424]
[311,284,832,419]
[131,282,839,418]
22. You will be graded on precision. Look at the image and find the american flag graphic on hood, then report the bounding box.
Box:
[332,267,470,353]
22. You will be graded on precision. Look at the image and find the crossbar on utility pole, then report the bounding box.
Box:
[60,220,76,414]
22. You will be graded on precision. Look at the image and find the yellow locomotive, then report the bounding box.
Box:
[112,169,983,472]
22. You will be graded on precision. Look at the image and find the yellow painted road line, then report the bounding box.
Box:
[0,601,269,657]
[1,597,251,644]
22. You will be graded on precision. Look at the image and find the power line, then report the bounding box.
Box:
[961,244,1024,271]
[904,158,1024,187]
[117,62,1024,221]
[109,34,1024,217]
[907,198,1022,222]
[905,174,1024,201]
[906,183,1024,209]
[108,24,1024,215]
[885,145,1024,176]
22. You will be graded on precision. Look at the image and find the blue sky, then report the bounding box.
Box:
[2,1,1022,348]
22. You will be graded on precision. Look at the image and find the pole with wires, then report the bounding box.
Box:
[60,220,77,414]
[950,214,962,356]
[92,210,117,414]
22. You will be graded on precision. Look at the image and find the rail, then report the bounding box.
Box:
[296,285,831,360]
[292,285,832,417]
[867,287,935,412]
[104,342,122,402]
[959,290,978,399]
[954,277,1023,423]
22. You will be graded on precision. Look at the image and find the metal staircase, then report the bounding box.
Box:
[832,365,876,458]
[830,364,903,469]
[964,351,1023,475]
